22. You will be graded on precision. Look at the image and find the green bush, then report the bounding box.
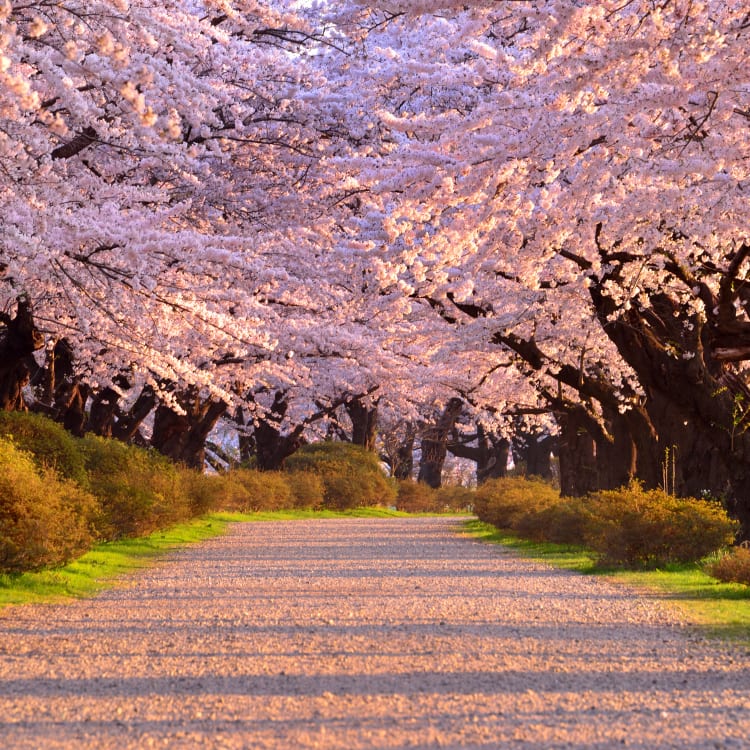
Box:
[285,471,325,508]
[80,435,192,539]
[473,476,560,530]
[179,470,226,516]
[706,546,750,585]
[395,480,438,512]
[0,438,99,572]
[284,442,396,509]
[582,483,738,568]
[224,469,294,511]
[0,411,89,488]
[514,496,588,545]
[435,485,475,512]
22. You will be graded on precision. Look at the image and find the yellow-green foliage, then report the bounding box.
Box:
[284,442,396,510]
[514,497,588,545]
[706,547,750,586]
[285,471,325,508]
[178,470,225,516]
[582,484,738,568]
[435,484,475,512]
[395,480,438,512]
[0,438,99,572]
[0,411,89,488]
[223,469,295,511]
[80,435,192,539]
[473,477,736,569]
[473,476,561,530]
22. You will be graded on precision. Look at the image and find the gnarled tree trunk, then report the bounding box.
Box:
[588,281,750,536]
[345,397,379,451]
[418,398,463,488]
[556,408,598,497]
[0,296,44,411]
[512,429,556,480]
[253,392,304,471]
[448,423,509,484]
[151,386,226,469]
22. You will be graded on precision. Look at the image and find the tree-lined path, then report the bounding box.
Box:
[0,517,748,749]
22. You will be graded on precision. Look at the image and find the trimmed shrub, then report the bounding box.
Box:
[0,410,89,488]
[80,435,192,539]
[0,438,99,572]
[705,546,750,585]
[395,480,438,513]
[191,472,251,511]
[284,442,396,509]
[285,471,325,509]
[179,470,226,516]
[224,469,294,511]
[582,483,738,568]
[473,476,560,530]
[435,485,475,512]
[514,496,588,545]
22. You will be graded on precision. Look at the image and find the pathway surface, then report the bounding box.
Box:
[0,517,748,749]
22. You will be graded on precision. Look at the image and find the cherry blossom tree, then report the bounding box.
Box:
[330,0,750,530]
[5,0,750,535]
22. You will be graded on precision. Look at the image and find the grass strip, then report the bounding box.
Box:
[463,518,750,646]
[0,506,427,611]
[0,515,232,609]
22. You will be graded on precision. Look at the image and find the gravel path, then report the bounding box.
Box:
[0,517,748,749]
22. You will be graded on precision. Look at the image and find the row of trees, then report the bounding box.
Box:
[2,1,750,535]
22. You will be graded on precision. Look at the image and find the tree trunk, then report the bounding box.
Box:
[55,380,89,437]
[254,419,304,471]
[346,397,379,451]
[151,387,226,469]
[252,392,304,471]
[88,387,120,437]
[448,423,509,484]
[393,436,415,479]
[112,384,157,443]
[556,408,598,497]
[232,406,256,464]
[0,296,44,411]
[477,433,510,484]
[592,405,638,490]
[380,421,416,479]
[588,285,750,536]
[512,429,556,480]
[418,398,463,488]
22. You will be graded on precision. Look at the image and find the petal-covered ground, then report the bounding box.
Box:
[0,517,747,749]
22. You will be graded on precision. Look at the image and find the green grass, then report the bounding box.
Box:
[463,519,599,572]
[0,506,423,610]
[0,515,232,609]
[463,519,750,645]
[218,506,414,522]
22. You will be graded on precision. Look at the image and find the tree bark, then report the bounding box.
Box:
[112,384,157,443]
[448,423,509,484]
[392,436,415,479]
[418,398,463,488]
[151,387,227,469]
[346,397,379,451]
[0,296,44,411]
[254,419,304,471]
[88,387,120,437]
[253,392,304,471]
[588,281,750,536]
[232,406,256,464]
[511,428,556,480]
[556,407,599,497]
